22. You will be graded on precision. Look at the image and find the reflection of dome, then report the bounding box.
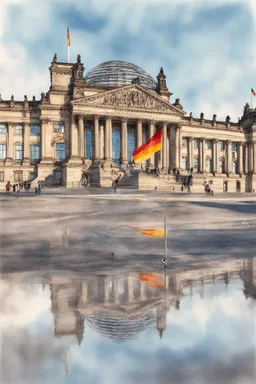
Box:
[85,61,157,90]
[85,312,155,343]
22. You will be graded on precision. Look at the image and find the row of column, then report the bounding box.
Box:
[73,115,169,167]
[176,132,251,174]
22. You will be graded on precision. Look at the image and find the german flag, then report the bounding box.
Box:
[67,26,71,47]
[138,228,165,237]
[133,128,162,163]
[251,88,256,96]
[139,273,165,290]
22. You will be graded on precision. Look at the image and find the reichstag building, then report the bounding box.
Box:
[0,54,255,192]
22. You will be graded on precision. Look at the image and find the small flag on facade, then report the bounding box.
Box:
[133,128,162,163]
[67,26,71,46]
[251,88,256,96]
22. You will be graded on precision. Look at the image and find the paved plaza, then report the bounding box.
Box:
[1,188,256,278]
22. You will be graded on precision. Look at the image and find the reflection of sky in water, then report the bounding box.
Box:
[1,274,256,384]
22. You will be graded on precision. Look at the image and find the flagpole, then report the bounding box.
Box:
[251,90,252,109]
[67,45,70,63]
[164,202,167,260]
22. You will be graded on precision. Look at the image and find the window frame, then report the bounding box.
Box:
[194,139,199,150]
[193,157,199,173]
[15,125,23,134]
[30,144,40,162]
[56,143,66,161]
[0,143,6,160]
[0,124,7,134]
[218,141,224,151]
[205,140,212,150]
[14,171,23,182]
[0,172,4,182]
[30,125,40,135]
[54,123,65,133]
[15,144,23,161]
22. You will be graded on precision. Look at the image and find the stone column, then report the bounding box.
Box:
[244,143,248,174]
[94,115,100,160]
[162,122,168,170]
[78,115,84,158]
[112,279,119,303]
[238,142,243,174]
[199,138,205,172]
[175,126,180,169]
[100,123,104,159]
[127,276,134,301]
[105,117,112,160]
[121,118,128,163]
[188,137,192,169]
[81,281,88,303]
[212,139,217,173]
[137,119,142,149]
[148,121,155,167]
[23,123,30,163]
[6,123,14,161]
[253,141,256,174]
[179,128,183,170]
[70,115,79,158]
[226,140,232,174]
[249,142,254,173]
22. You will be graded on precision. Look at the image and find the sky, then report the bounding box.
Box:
[0,0,256,121]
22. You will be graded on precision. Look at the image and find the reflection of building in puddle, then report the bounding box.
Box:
[50,257,256,346]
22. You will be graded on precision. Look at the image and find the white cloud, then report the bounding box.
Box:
[0,0,256,119]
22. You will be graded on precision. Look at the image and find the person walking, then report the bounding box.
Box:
[16,184,21,197]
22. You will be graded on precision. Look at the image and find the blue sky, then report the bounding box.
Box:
[0,0,256,120]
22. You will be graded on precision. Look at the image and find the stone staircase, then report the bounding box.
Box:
[118,170,181,191]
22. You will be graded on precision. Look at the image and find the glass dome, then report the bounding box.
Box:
[84,60,157,90]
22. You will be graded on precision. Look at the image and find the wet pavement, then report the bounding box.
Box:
[0,190,256,384]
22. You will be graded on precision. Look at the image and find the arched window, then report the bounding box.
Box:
[205,157,212,172]
[128,129,135,162]
[85,127,92,159]
[182,156,188,170]
[219,158,225,173]
[0,144,6,160]
[205,141,212,150]
[232,161,238,174]
[112,128,121,163]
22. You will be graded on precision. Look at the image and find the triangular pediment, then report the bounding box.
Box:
[72,84,185,115]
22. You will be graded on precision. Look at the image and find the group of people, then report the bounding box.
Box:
[5,180,41,196]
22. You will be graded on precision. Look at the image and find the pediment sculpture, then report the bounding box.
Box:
[73,85,183,114]
[51,132,65,146]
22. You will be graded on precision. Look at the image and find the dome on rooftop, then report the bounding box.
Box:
[84,61,157,90]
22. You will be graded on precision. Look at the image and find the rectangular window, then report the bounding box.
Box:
[182,156,188,170]
[56,143,65,161]
[30,145,40,161]
[54,123,65,133]
[232,143,237,152]
[29,172,36,181]
[30,125,40,135]
[15,145,23,161]
[194,139,199,150]
[14,172,23,182]
[182,138,187,148]
[205,141,212,150]
[0,172,4,182]
[193,158,199,173]
[15,125,23,134]
[218,141,224,151]
[0,144,6,160]
[0,124,7,134]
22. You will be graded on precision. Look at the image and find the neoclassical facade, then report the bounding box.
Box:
[1,54,256,192]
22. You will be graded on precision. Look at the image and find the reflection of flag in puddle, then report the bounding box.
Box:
[138,228,165,237]
[139,273,165,289]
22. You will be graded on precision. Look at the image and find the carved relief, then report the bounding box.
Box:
[74,86,180,113]
[51,132,65,146]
